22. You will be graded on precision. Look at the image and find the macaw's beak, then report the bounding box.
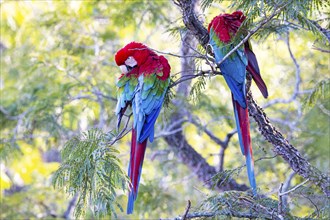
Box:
[119,65,128,74]
[119,56,137,74]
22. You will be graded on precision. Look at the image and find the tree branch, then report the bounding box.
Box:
[279,179,309,197]
[308,18,330,43]
[263,32,302,108]
[248,92,330,196]
[181,200,191,220]
[187,115,236,172]
[169,69,221,89]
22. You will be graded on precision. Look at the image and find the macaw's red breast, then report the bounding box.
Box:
[208,11,246,43]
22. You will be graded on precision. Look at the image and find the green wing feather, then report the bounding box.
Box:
[115,75,138,128]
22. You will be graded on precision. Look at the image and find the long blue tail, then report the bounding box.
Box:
[127,191,135,214]
[232,97,257,194]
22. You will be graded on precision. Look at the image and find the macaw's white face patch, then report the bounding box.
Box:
[125,56,137,67]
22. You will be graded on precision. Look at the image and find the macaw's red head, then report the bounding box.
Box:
[208,11,246,43]
[114,42,157,75]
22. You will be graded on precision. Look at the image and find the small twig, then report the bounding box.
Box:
[302,194,320,218]
[92,90,117,101]
[108,113,133,146]
[155,118,188,139]
[151,48,206,60]
[173,212,215,220]
[154,127,184,138]
[278,183,285,220]
[150,150,171,161]
[70,94,96,101]
[188,116,226,147]
[312,46,330,53]
[282,172,295,208]
[263,32,302,108]
[307,18,330,43]
[218,130,235,172]
[182,200,191,220]
[187,115,236,172]
[317,103,330,116]
[169,69,221,89]
[164,118,188,131]
[255,154,278,163]
[279,179,309,196]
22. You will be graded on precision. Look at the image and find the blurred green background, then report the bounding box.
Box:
[1,0,329,219]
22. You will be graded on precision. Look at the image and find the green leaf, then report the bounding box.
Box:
[52,129,129,218]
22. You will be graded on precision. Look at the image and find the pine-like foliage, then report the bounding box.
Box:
[210,167,245,189]
[164,83,175,108]
[197,191,283,219]
[52,129,129,218]
[304,78,330,109]
[190,76,207,103]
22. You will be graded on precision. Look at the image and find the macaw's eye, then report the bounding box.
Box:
[125,64,134,72]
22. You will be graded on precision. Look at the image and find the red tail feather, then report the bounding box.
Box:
[129,129,137,184]
[127,128,148,213]
[131,140,147,195]
[235,101,252,155]
[235,101,257,193]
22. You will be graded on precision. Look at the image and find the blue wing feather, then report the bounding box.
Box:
[223,71,246,108]
[139,104,163,142]
[209,30,247,108]
[133,75,168,143]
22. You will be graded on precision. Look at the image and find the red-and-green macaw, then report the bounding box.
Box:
[114,42,170,214]
[208,11,268,194]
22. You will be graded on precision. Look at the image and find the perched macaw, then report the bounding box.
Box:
[208,11,268,194]
[114,42,170,214]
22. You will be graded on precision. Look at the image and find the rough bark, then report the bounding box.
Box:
[174,0,330,197]
[248,92,330,197]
